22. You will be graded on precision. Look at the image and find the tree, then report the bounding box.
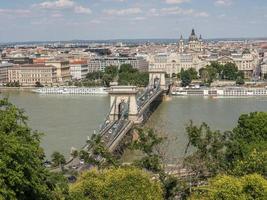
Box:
[102,74,113,87]
[187,68,198,80]
[210,61,224,79]
[189,174,267,200]
[0,98,68,200]
[222,62,239,80]
[199,66,217,85]
[86,71,104,80]
[70,167,164,200]
[184,112,267,179]
[236,76,245,85]
[79,134,118,168]
[184,121,227,177]
[263,73,267,80]
[131,127,164,173]
[105,65,118,78]
[232,149,267,177]
[225,112,267,166]
[35,81,44,87]
[51,151,66,167]
[180,68,192,87]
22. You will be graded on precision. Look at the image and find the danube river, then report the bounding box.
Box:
[1,91,267,161]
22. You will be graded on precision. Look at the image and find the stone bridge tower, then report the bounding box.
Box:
[108,86,140,123]
[149,70,166,90]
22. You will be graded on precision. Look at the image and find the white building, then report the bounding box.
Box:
[88,57,148,72]
[148,52,206,76]
[69,61,88,80]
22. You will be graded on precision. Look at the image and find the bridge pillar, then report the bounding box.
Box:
[149,70,166,90]
[108,86,141,123]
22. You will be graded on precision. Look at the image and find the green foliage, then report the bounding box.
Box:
[51,151,66,167]
[199,62,243,85]
[35,81,44,87]
[187,68,198,80]
[5,81,20,87]
[105,65,118,78]
[70,167,164,200]
[86,71,104,80]
[190,174,267,200]
[232,149,267,177]
[236,76,245,85]
[131,127,164,173]
[184,112,267,179]
[226,112,267,165]
[222,62,239,80]
[180,68,192,87]
[102,74,113,87]
[263,73,267,80]
[0,98,68,200]
[118,64,149,86]
[184,121,227,176]
[79,134,118,168]
[199,66,217,85]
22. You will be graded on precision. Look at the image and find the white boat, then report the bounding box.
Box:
[32,87,108,95]
[172,87,267,97]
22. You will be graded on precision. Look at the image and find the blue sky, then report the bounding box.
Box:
[0,0,266,42]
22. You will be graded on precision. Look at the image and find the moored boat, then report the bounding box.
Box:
[32,87,108,95]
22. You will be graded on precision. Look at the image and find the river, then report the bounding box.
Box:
[1,91,267,161]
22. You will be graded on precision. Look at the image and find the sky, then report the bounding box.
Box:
[0,0,266,42]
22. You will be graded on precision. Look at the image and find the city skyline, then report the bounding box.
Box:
[0,0,267,42]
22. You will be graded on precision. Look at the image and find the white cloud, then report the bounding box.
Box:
[0,9,31,16]
[149,7,209,17]
[165,0,190,4]
[74,6,92,14]
[103,8,142,16]
[215,0,233,6]
[39,0,75,9]
[35,0,91,14]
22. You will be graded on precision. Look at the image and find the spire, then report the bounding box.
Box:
[191,29,195,36]
[199,34,202,40]
[180,35,183,40]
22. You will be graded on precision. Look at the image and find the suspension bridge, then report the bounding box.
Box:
[64,70,170,170]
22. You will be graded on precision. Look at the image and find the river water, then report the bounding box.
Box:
[1,91,267,161]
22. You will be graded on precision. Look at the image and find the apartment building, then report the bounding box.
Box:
[8,64,57,86]
[69,60,88,80]
[0,63,14,84]
[88,57,149,72]
[45,60,71,83]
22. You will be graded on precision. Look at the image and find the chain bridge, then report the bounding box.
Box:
[64,70,170,170]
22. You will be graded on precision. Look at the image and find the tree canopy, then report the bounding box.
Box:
[70,167,163,200]
[190,174,267,200]
[0,98,68,200]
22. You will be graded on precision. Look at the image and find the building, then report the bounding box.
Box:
[0,63,14,84]
[45,60,71,83]
[88,57,148,72]
[8,64,57,86]
[179,29,204,53]
[148,53,206,76]
[69,60,88,80]
[2,57,33,64]
[207,50,259,79]
[261,61,267,77]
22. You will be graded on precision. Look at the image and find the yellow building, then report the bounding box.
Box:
[8,64,57,86]
[45,60,71,83]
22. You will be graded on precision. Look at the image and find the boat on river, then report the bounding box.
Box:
[172,87,267,97]
[32,87,108,95]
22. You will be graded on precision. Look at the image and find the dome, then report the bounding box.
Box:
[189,29,199,42]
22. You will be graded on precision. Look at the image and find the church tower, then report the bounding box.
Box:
[178,35,184,53]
